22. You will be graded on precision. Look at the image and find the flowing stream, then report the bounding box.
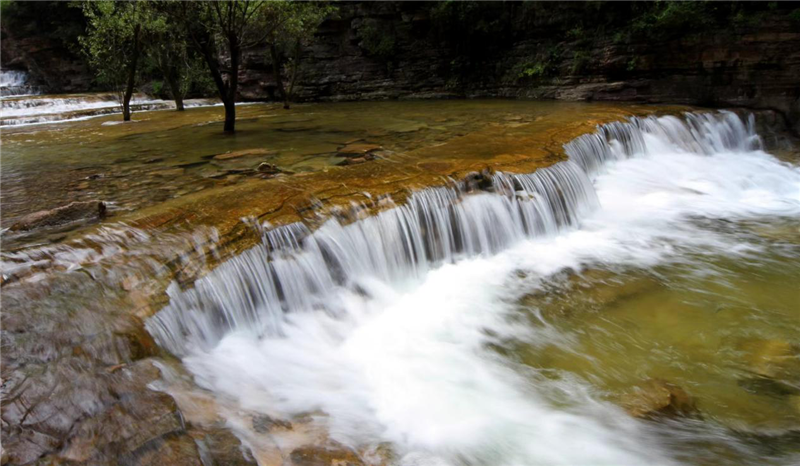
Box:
[146,112,800,465]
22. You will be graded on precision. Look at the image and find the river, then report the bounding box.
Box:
[1,91,799,465]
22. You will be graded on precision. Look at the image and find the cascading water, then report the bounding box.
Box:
[147,159,600,357]
[0,69,40,97]
[146,111,800,465]
[0,93,217,127]
[146,111,761,356]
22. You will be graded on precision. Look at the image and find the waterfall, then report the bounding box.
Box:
[0,69,41,97]
[146,111,762,357]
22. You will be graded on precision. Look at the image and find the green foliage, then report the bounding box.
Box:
[77,1,153,97]
[790,9,800,23]
[518,62,548,79]
[359,21,396,59]
[630,1,714,38]
[627,57,639,72]
[571,51,590,75]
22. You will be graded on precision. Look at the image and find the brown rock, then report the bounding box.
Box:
[213,148,274,160]
[338,143,382,156]
[189,425,257,465]
[61,390,188,463]
[252,414,292,433]
[622,379,697,419]
[739,339,800,379]
[337,156,370,166]
[257,162,281,174]
[152,168,185,177]
[122,433,204,466]
[290,442,365,466]
[9,200,106,231]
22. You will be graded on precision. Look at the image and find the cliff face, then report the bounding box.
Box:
[238,2,800,133]
[4,2,799,132]
[0,1,91,93]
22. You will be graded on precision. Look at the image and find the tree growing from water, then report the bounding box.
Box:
[172,0,334,132]
[173,1,274,133]
[78,0,149,121]
[145,5,207,112]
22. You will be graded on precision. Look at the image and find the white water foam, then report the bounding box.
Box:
[0,69,40,97]
[0,94,221,127]
[148,112,800,465]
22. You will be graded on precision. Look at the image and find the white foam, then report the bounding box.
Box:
[162,112,800,464]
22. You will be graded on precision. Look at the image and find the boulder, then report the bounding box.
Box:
[257,162,281,174]
[9,200,106,231]
[621,379,697,419]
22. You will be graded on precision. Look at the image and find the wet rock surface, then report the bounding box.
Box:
[8,200,106,231]
[0,106,720,464]
[289,442,365,466]
[622,379,698,420]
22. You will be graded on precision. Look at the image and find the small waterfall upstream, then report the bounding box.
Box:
[146,111,762,357]
[0,69,41,97]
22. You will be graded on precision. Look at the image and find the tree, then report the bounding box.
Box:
[78,0,149,121]
[146,8,205,112]
[175,1,276,133]
[268,2,333,110]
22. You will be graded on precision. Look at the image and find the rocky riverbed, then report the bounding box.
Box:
[2,101,799,465]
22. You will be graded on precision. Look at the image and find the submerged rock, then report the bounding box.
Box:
[738,338,800,379]
[213,148,274,161]
[337,142,382,156]
[9,200,106,231]
[336,155,373,166]
[622,379,697,419]
[251,414,292,433]
[738,376,800,398]
[290,442,365,466]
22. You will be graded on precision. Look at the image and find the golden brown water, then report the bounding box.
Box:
[2,98,798,465]
[507,218,800,464]
[1,99,670,250]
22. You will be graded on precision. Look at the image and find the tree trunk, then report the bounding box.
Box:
[198,38,232,132]
[122,24,142,122]
[270,43,288,109]
[285,40,302,110]
[165,70,185,111]
[225,35,240,133]
[223,98,235,132]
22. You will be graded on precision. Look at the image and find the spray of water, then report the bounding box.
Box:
[147,111,800,465]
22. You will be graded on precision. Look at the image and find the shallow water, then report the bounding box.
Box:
[0,97,598,239]
[2,97,799,465]
[144,111,800,465]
